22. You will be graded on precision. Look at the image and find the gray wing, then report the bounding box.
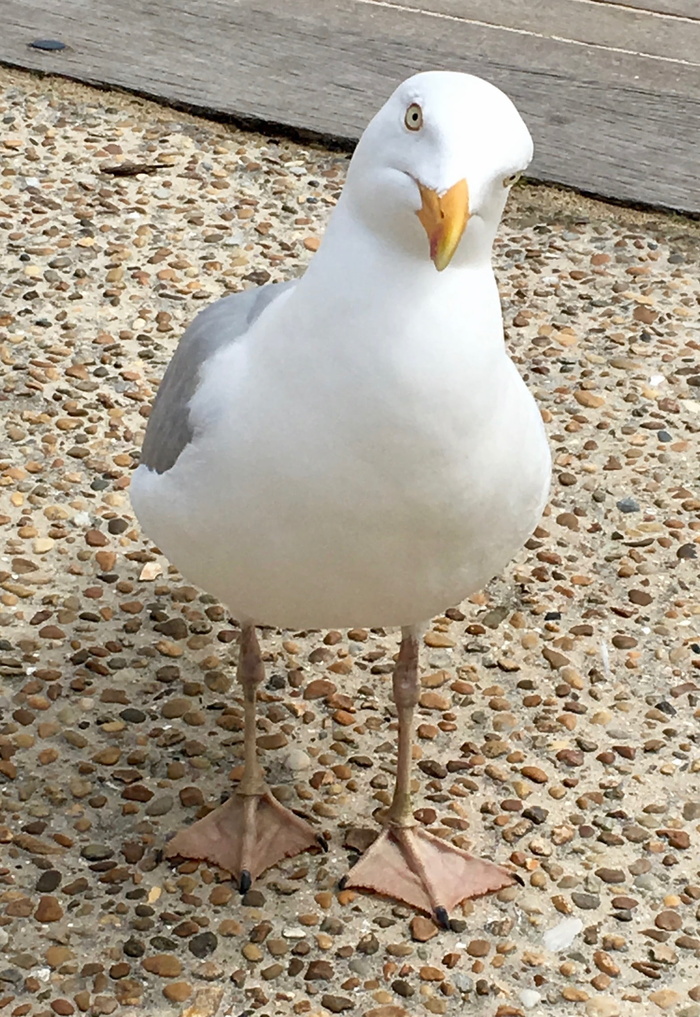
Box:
[140,279,297,474]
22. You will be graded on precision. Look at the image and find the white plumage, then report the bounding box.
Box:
[129,71,552,917]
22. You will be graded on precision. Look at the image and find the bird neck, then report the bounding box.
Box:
[295,198,504,359]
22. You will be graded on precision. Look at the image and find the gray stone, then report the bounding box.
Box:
[453,974,474,992]
[572,892,600,910]
[81,843,114,861]
[145,794,174,816]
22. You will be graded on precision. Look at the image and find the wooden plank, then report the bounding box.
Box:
[375,0,700,62]
[590,0,699,19]
[1,0,699,212]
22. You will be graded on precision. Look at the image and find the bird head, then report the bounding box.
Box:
[344,70,533,271]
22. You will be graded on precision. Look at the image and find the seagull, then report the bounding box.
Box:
[130,70,551,926]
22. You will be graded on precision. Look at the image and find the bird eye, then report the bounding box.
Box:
[503,172,523,188]
[404,103,423,132]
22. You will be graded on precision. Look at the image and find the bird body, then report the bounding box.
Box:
[132,237,549,628]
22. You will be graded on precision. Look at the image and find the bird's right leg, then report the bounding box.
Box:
[164,622,324,891]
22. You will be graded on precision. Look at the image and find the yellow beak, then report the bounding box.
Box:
[416,178,470,271]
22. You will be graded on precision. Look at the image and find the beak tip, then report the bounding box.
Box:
[417,178,470,272]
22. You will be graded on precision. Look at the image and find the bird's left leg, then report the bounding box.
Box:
[343,625,514,925]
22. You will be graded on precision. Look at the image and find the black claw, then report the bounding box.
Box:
[316,834,329,852]
[512,872,525,887]
[338,874,349,890]
[239,869,252,895]
[434,905,450,930]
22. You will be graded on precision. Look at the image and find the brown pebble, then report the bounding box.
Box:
[179,985,224,1016]
[613,744,636,760]
[593,951,620,977]
[304,679,337,699]
[419,965,444,981]
[63,877,89,895]
[422,669,449,688]
[306,959,334,980]
[574,389,605,408]
[410,915,438,941]
[256,732,288,749]
[542,647,570,669]
[161,697,190,718]
[610,896,637,910]
[424,631,455,648]
[208,885,232,906]
[648,989,681,1010]
[419,691,450,711]
[92,746,121,765]
[595,868,626,884]
[50,1000,75,1016]
[156,640,183,658]
[557,512,579,530]
[556,749,584,766]
[249,921,272,943]
[467,940,491,957]
[333,708,355,726]
[45,946,73,968]
[35,895,63,923]
[242,943,263,962]
[122,842,145,864]
[343,828,378,853]
[142,954,183,977]
[612,635,637,649]
[521,766,548,784]
[85,528,109,546]
[261,963,284,980]
[676,935,700,950]
[661,829,690,850]
[163,982,192,1003]
[320,995,353,1014]
[386,942,413,958]
[655,910,682,931]
[562,986,589,1002]
[39,625,65,641]
[95,550,117,570]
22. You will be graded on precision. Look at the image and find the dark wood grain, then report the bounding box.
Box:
[1,0,698,212]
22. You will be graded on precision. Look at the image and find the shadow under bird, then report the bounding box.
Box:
[130,70,552,927]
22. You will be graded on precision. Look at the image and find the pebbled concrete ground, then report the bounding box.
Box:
[1,64,700,1017]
